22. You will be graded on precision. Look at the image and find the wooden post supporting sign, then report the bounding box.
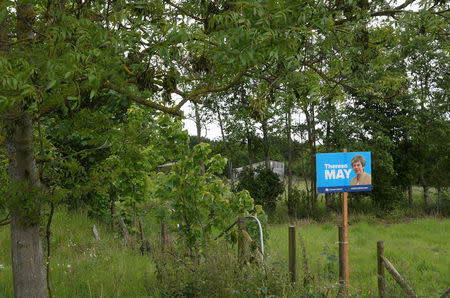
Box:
[317,148,372,296]
[338,226,346,296]
[342,148,349,296]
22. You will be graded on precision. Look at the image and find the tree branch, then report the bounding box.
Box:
[107,68,246,115]
[370,9,411,17]
[184,69,247,100]
[67,141,111,158]
[394,0,416,10]
[104,81,183,116]
[334,0,418,25]
[36,141,111,164]
[173,69,247,109]
[122,64,136,76]
[301,61,382,99]
[174,97,190,110]
[162,0,204,22]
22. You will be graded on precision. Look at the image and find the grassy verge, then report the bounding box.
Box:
[1,208,448,297]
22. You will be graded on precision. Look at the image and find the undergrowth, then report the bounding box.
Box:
[0,206,449,297]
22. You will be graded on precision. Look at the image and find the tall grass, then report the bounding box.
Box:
[1,207,448,297]
[267,218,450,297]
[0,207,154,297]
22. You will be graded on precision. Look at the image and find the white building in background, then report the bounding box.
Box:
[233,161,285,179]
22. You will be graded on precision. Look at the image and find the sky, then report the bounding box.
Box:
[181,103,223,140]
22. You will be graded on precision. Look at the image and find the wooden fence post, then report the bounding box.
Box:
[440,288,450,298]
[289,226,296,283]
[338,226,347,297]
[92,225,100,241]
[238,217,248,263]
[377,241,386,298]
[110,200,115,230]
[138,218,145,241]
[161,221,173,250]
[381,255,418,297]
[117,215,131,245]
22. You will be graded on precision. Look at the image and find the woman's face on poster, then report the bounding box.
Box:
[352,161,363,176]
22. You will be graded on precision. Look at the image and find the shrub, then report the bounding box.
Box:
[148,242,305,297]
[288,187,329,220]
[153,143,260,253]
[236,167,284,214]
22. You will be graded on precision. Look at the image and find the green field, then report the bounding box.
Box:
[1,208,449,297]
[267,218,449,297]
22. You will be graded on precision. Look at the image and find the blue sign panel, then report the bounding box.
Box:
[316,152,372,193]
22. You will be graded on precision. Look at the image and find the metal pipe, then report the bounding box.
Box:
[245,215,264,261]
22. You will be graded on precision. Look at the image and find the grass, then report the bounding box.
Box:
[0,208,155,297]
[266,217,450,297]
[0,207,449,297]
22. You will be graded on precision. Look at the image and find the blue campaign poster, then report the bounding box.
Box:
[316,152,372,193]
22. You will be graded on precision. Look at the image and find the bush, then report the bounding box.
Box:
[288,187,312,219]
[288,187,329,220]
[236,167,284,214]
[148,242,312,297]
[154,143,258,253]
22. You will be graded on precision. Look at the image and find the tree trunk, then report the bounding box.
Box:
[310,105,317,207]
[304,103,317,208]
[298,131,310,196]
[246,123,253,169]
[324,104,332,212]
[194,103,205,175]
[408,186,413,207]
[4,2,48,297]
[6,114,48,298]
[194,103,201,144]
[109,186,117,230]
[262,117,270,169]
[420,173,431,210]
[436,186,441,216]
[110,196,116,230]
[435,158,441,215]
[0,11,8,53]
[11,215,47,298]
[286,108,294,217]
[217,105,234,191]
[133,203,137,239]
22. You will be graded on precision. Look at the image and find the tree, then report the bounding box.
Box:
[237,166,284,214]
[154,142,260,252]
[0,0,246,295]
[2,0,447,294]
[400,7,449,212]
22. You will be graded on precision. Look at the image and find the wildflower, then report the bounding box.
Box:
[0,264,4,269]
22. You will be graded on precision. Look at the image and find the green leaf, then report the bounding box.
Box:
[0,8,7,24]
[60,104,68,115]
[46,80,57,91]
[90,89,96,99]
[26,102,38,113]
